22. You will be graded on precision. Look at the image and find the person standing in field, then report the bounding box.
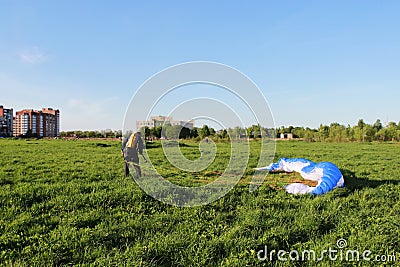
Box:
[121,131,146,177]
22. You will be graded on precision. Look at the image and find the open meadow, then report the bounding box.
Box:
[1,139,399,266]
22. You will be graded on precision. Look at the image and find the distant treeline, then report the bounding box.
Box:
[278,119,400,142]
[137,124,275,140]
[60,129,122,139]
[60,119,400,142]
[138,119,400,142]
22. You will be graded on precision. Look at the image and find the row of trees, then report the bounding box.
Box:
[60,119,400,142]
[140,124,275,140]
[142,119,400,142]
[277,119,400,142]
[60,129,122,138]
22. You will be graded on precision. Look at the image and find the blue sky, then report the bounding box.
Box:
[0,1,399,130]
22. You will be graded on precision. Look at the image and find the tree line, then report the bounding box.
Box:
[138,124,275,141]
[140,119,400,142]
[277,119,400,142]
[60,119,400,142]
[60,129,122,138]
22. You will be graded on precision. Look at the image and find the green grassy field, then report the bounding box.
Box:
[1,139,399,266]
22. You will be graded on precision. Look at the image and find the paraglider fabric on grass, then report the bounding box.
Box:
[256,158,344,195]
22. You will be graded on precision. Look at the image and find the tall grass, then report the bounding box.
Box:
[0,139,399,266]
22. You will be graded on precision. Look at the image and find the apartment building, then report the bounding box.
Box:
[136,115,194,130]
[0,105,13,137]
[13,108,60,137]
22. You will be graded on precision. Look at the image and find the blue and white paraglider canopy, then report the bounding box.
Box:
[255,158,344,195]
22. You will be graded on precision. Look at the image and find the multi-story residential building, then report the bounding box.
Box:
[136,115,194,131]
[0,105,13,137]
[13,108,60,137]
[41,108,60,137]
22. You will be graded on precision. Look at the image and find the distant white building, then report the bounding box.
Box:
[136,115,194,130]
[279,133,293,139]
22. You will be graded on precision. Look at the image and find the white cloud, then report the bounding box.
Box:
[18,46,47,64]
